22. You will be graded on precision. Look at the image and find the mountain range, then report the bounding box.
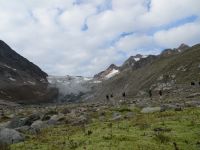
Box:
[0,40,200,104]
[91,43,200,104]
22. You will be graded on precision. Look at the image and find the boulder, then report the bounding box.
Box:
[0,122,10,129]
[185,101,200,107]
[6,114,40,129]
[30,121,47,134]
[15,126,30,133]
[47,114,65,125]
[0,128,24,144]
[141,107,161,113]
[41,114,51,121]
[71,115,89,126]
[111,112,122,121]
[6,117,26,129]
[124,112,134,119]
[160,104,183,112]
[186,93,200,98]
[61,108,71,114]
[23,114,41,126]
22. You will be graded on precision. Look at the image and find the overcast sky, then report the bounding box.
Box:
[0,0,200,76]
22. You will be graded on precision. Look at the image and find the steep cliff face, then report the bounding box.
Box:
[0,40,58,103]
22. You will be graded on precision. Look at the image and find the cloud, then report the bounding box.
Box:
[154,20,200,48]
[139,0,200,28]
[0,0,200,76]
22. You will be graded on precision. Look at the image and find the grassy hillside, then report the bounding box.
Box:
[11,106,200,150]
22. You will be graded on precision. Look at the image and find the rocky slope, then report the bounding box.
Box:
[90,43,200,103]
[0,40,58,103]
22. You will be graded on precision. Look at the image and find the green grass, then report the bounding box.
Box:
[11,107,200,150]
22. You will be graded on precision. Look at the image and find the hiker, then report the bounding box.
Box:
[122,92,126,102]
[106,95,109,101]
[159,90,163,99]
[191,82,195,86]
[122,92,126,98]
[110,94,114,98]
[148,89,152,100]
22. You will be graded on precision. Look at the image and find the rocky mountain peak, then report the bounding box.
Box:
[160,43,190,57]
[177,43,190,52]
[94,64,120,80]
[108,64,119,70]
[121,54,148,71]
[160,49,174,56]
[134,54,143,58]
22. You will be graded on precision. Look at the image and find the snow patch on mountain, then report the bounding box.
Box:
[105,69,119,79]
[8,77,16,82]
[134,58,140,61]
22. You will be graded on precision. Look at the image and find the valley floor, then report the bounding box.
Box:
[4,104,200,150]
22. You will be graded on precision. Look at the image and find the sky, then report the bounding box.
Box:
[0,0,200,76]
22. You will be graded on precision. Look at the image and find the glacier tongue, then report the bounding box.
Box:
[47,75,100,102]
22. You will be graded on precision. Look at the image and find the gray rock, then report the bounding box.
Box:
[6,117,26,129]
[186,93,200,98]
[41,114,51,121]
[124,112,134,119]
[0,128,24,144]
[61,108,71,114]
[31,120,47,129]
[30,121,47,134]
[111,112,122,121]
[0,121,10,129]
[185,101,200,107]
[71,115,88,126]
[160,104,183,112]
[47,114,65,125]
[111,115,122,121]
[160,104,175,112]
[112,112,121,118]
[15,126,30,133]
[47,118,58,125]
[141,107,161,113]
[23,114,41,126]
[6,114,15,119]
[7,114,40,129]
